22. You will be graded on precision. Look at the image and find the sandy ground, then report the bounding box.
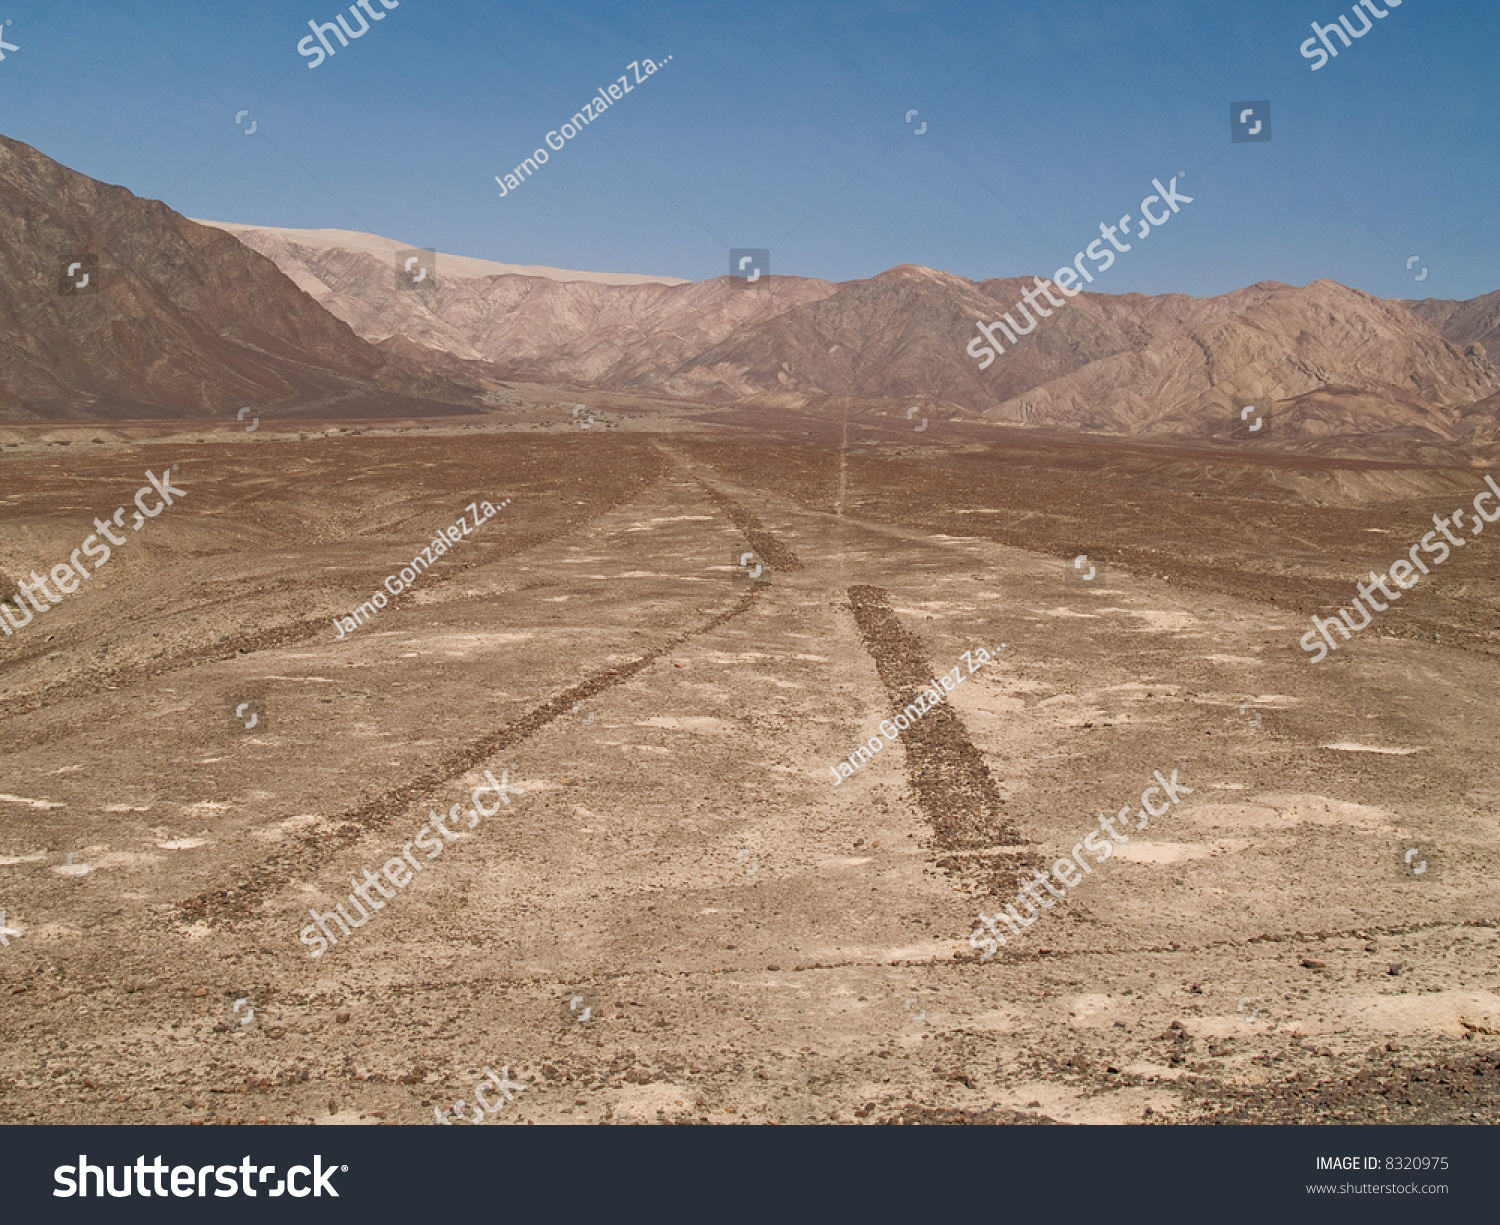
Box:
[1,401,1497,1125]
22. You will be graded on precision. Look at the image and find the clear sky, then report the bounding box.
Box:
[1,0,1496,299]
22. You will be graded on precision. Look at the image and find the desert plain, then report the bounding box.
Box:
[1,397,1498,1126]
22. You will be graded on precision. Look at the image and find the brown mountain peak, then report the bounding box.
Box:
[0,136,475,421]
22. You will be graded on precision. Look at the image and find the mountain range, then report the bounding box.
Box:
[3,133,1497,444]
[0,135,476,421]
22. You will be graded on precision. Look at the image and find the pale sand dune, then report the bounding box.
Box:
[195,220,688,287]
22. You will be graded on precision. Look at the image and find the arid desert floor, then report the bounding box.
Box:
[2,399,1498,1125]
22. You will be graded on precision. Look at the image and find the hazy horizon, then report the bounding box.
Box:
[188,217,1496,300]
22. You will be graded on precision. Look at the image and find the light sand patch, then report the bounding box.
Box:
[1183,802,1300,828]
[315,1110,384,1126]
[1042,607,1099,619]
[891,602,973,616]
[85,851,165,870]
[634,716,731,732]
[991,1079,1178,1124]
[429,632,536,647]
[1066,993,1120,1027]
[873,941,960,962]
[16,922,84,943]
[1123,1063,1186,1081]
[509,779,567,794]
[1341,991,1500,1039]
[968,696,1030,717]
[154,838,211,850]
[0,852,47,866]
[1114,838,1254,863]
[1322,742,1423,755]
[103,804,152,812]
[1188,1010,1301,1038]
[1106,608,1202,633]
[1058,1086,1185,1124]
[951,1008,1019,1034]
[610,1082,695,1119]
[0,794,66,809]
[1249,794,1396,831]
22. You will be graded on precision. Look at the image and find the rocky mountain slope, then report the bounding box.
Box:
[221,222,1500,441]
[0,136,478,421]
[3,131,1494,439]
[1409,288,1500,358]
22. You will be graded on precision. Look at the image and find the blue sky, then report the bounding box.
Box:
[1,0,1497,298]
